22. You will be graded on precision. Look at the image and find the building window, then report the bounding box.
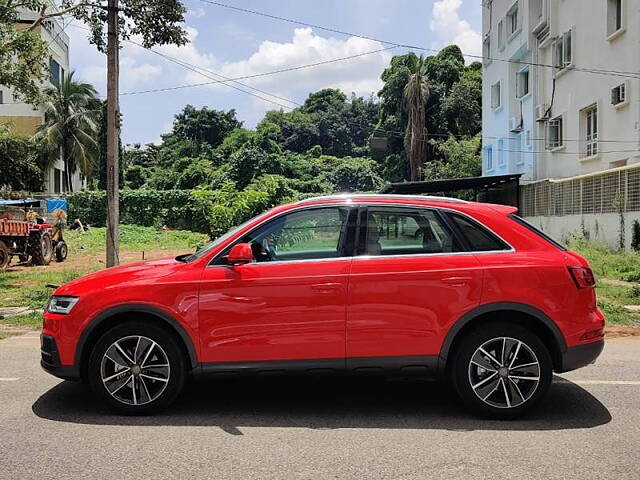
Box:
[611,83,627,106]
[583,105,598,157]
[607,0,623,37]
[497,138,505,166]
[485,146,493,170]
[516,68,529,98]
[491,81,501,109]
[547,116,563,149]
[49,57,61,88]
[497,20,504,49]
[483,36,491,64]
[483,0,493,34]
[507,2,519,36]
[553,29,573,71]
[0,90,3,104]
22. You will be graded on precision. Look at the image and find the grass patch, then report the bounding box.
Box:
[569,240,640,325]
[1,312,43,329]
[65,225,208,256]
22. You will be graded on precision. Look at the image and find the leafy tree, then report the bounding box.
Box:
[403,54,430,181]
[33,71,100,191]
[423,135,482,180]
[169,105,242,149]
[0,129,44,191]
[1,1,187,104]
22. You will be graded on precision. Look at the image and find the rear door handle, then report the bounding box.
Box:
[311,282,341,292]
[442,276,473,285]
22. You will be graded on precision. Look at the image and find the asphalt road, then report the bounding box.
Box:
[1,332,639,480]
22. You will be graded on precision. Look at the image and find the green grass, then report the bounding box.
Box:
[65,225,208,255]
[569,240,640,325]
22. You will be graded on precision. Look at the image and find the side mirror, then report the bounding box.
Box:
[226,243,254,265]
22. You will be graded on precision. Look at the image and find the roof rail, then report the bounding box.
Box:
[296,194,468,204]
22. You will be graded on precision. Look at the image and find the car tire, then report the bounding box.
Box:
[450,321,552,420]
[88,321,186,415]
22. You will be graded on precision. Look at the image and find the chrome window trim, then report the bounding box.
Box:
[206,201,515,268]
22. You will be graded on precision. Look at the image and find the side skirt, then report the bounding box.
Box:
[196,355,439,378]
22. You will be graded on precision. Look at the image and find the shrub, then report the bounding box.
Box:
[631,220,640,252]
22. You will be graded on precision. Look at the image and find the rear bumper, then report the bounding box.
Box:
[559,339,604,373]
[40,334,80,381]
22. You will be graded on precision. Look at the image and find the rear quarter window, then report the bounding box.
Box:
[509,214,567,251]
[447,212,511,252]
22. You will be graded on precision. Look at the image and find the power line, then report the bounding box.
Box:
[120,46,396,96]
[197,0,640,80]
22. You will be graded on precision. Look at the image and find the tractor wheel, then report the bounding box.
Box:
[0,240,10,271]
[55,240,68,262]
[30,232,53,266]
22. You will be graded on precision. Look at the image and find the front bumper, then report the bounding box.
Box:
[40,334,80,381]
[559,339,604,373]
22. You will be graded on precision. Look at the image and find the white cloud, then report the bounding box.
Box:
[430,0,482,59]
[185,6,206,19]
[206,28,391,103]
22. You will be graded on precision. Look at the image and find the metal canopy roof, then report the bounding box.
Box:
[380,174,522,195]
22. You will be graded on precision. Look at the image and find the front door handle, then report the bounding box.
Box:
[442,276,473,285]
[311,282,341,292]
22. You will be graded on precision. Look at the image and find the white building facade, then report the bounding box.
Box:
[0,8,84,193]
[482,0,640,181]
[482,1,640,249]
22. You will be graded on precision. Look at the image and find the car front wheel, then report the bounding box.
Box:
[451,322,553,419]
[88,321,186,415]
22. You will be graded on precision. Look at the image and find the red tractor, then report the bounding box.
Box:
[0,217,66,271]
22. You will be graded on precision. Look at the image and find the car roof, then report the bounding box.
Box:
[291,194,517,215]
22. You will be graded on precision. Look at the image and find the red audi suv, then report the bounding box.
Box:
[41,195,604,418]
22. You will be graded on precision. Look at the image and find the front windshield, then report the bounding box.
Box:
[183,212,266,262]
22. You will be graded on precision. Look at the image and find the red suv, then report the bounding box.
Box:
[41,195,604,418]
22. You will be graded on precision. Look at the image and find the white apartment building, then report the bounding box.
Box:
[0,8,84,193]
[481,0,640,182]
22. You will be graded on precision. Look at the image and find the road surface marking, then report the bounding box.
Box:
[557,379,640,385]
[0,378,20,382]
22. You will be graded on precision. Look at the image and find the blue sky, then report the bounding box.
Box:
[67,0,482,145]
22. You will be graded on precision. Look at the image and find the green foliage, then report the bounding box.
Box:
[0,129,45,191]
[1,1,187,104]
[423,135,482,181]
[168,105,242,149]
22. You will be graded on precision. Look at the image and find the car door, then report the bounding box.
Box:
[198,206,356,366]
[346,206,483,362]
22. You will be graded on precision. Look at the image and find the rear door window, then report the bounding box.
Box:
[362,207,463,256]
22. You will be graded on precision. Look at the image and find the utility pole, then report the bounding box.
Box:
[106,0,120,267]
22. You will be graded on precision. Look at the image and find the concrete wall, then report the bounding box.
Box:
[525,211,640,250]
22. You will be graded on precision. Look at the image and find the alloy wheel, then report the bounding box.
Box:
[100,335,170,406]
[468,336,540,409]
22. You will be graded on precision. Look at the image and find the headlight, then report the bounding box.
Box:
[46,296,79,314]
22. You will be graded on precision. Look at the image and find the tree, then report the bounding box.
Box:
[33,71,101,192]
[169,105,243,150]
[403,55,430,181]
[0,1,187,103]
[0,128,45,191]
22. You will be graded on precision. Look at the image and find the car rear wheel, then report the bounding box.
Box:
[450,322,552,419]
[88,321,186,415]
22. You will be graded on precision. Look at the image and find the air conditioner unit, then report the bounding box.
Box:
[509,117,523,132]
[536,104,550,122]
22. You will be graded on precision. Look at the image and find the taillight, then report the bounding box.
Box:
[568,266,595,289]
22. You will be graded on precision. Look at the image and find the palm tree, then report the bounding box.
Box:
[403,55,430,181]
[34,71,100,192]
